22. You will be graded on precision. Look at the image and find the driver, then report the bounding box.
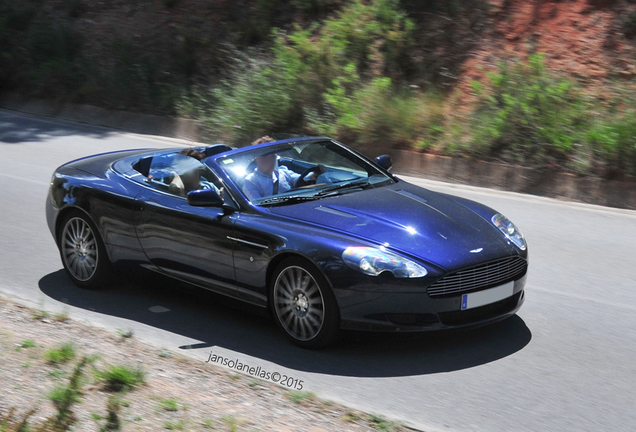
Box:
[243,136,319,201]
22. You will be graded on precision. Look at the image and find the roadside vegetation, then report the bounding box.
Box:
[0,298,408,432]
[461,53,636,177]
[0,0,635,177]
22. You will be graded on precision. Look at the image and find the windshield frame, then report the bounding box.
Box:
[205,138,396,207]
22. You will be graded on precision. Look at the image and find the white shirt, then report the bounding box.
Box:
[243,166,301,201]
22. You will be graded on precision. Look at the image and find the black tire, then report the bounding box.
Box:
[58,211,112,289]
[269,257,340,348]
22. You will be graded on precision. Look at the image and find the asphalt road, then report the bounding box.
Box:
[1,108,635,431]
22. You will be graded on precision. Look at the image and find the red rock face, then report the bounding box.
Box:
[450,0,636,115]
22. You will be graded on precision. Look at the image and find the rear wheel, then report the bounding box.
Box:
[270,258,340,348]
[59,212,112,289]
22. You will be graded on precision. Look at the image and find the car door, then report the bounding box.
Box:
[133,153,237,296]
[227,212,281,307]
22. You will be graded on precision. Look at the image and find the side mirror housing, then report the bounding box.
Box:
[187,189,224,207]
[375,154,393,171]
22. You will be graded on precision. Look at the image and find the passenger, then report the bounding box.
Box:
[243,136,318,201]
[178,148,206,161]
[175,148,224,197]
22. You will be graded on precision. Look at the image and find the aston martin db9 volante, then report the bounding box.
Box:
[46,137,528,347]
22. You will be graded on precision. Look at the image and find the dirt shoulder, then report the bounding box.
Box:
[0,297,411,432]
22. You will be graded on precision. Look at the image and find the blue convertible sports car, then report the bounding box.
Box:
[46,137,528,348]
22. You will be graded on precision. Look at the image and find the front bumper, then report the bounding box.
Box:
[335,274,526,332]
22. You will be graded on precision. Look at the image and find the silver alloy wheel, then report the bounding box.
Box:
[61,217,98,282]
[273,266,325,341]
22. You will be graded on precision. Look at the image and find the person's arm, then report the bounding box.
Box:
[168,172,186,196]
[282,166,317,187]
[281,166,317,188]
[280,166,301,186]
[199,179,221,196]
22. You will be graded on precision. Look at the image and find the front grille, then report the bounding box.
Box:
[427,256,527,298]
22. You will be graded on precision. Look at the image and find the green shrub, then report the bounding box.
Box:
[115,328,133,339]
[47,357,89,431]
[220,416,238,431]
[186,0,419,147]
[100,395,122,432]
[45,343,76,364]
[468,53,587,166]
[163,420,186,430]
[95,365,146,392]
[158,398,180,412]
[17,339,35,350]
[48,386,82,421]
[158,348,173,358]
[31,310,48,320]
[309,76,443,146]
[284,0,418,142]
[279,0,415,91]
[586,117,636,177]
[0,359,90,432]
[181,47,300,145]
[368,414,400,431]
[317,0,414,76]
[49,369,67,380]
[460,54,636,177]
[287,391,315,404]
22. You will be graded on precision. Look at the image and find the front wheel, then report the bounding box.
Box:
[270,258,340,348]
[59,212,112,289]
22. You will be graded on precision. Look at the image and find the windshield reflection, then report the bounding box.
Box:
[211,140,395,205]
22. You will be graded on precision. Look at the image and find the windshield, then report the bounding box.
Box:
[211,140,395,205]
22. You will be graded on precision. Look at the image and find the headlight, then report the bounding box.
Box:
[491,213,526,250]
[342,246,428,278]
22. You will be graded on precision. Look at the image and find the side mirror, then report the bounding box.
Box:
[187,189,224,207]
[375,154,392,171]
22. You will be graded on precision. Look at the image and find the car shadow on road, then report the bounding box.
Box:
[39,269,532,378]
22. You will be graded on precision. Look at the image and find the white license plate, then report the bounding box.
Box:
[461,281,514,310]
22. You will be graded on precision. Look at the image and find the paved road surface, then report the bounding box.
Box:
[1,109,635,431]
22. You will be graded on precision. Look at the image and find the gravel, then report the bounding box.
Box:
[0,297,408,432]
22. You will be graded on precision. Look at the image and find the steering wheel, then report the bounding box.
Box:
[293,165,327,188]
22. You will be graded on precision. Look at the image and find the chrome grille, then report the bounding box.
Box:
[427,256,527,298]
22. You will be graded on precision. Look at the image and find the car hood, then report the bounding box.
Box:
[267,182,519,271]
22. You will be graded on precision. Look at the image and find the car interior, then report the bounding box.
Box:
[132,144,231,197]
[132,144,232,176]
